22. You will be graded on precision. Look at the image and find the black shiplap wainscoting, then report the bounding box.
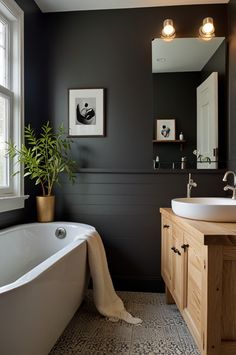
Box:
[55,170,225,292]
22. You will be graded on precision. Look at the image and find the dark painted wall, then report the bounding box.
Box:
[55,170,226,291]
[228,0,236,169]
[44,5,228,290]
[45,5,227,170]
[153,72,200,168]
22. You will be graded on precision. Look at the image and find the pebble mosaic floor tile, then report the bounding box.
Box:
[50,291,200,355]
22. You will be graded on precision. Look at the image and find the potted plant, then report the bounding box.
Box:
[8,122,76,222]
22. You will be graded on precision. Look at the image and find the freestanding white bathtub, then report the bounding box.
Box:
[0,222,94,355]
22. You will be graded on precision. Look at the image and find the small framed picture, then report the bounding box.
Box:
[68,88,105,137]
[156,119,176,141]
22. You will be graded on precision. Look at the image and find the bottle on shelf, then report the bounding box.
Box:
[155,155,160,169]
[179,132,184,141]
[181,156,187,169]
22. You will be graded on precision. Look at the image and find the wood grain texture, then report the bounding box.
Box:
[222,260,236,340]
[201,246,223,355]
[160,208,236,245]
[184,232,202,344]
[160,210,236,355]
[165,285,175,305]
[161,216,173,291]
[221,341,236,354]
[171,223,184,310]
[223,247,236,260]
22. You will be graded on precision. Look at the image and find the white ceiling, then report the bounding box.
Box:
[34,0,229,13]
[152,37,225,73]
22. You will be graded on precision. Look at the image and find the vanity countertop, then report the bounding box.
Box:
[160,208,236,245]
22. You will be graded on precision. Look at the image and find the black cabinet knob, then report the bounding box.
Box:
[181,244,189,251]
[163,224,170,229]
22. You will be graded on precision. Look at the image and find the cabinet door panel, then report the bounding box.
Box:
[172,224,184,310]
[161,217,172,290]
[184,232,202,342]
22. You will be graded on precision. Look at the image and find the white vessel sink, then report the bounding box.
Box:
[171,197,236,222]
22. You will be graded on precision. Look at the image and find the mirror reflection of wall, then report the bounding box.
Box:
[152,37,226,170]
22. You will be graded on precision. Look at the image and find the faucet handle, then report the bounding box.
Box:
[188,173,192,183]
[188,173,196,185]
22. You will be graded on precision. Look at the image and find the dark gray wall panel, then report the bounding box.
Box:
[55,171,226,290]
[45,5,227,170]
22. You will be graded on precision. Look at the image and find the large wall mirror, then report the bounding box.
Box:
[152,37,226,170]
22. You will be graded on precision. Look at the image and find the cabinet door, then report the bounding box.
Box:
[171,224,184,310]
[183,232,202,346]
[161,216,173,290]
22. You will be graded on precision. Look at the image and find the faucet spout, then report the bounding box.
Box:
[223,171,236,185]
[187,173,197,198]
[223,171,236,199]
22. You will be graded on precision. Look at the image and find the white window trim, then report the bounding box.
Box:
[0,0,28,213]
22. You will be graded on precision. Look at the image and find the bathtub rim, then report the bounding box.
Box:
[0,221,95,236]
[0,221,95,295]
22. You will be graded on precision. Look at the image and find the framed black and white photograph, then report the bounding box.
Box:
[68,88,104,137]
[156,119,176,141]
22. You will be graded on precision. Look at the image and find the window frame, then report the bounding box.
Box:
[0,0,28,212]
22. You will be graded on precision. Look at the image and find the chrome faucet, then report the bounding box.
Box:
[187,173,197,198]
[223,171,236,199]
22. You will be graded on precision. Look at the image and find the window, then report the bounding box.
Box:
[0,0,27,212]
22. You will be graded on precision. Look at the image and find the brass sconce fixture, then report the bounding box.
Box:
[160,17,215,41]
[161,19,176,41]
[199,17,215,40]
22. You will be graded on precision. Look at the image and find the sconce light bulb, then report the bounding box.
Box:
[164,24,174,36]
[161,19,175,40]
[199,17,215,40]
[202,18,214,34]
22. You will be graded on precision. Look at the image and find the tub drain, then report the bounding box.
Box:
[55,227,67,239]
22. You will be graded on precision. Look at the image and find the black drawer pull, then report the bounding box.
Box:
[163,224,170,229]
[171,246,181,255]
[181,244,189,251]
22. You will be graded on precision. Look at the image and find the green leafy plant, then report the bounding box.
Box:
[8,122,77,196]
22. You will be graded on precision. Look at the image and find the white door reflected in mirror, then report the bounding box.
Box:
[197,72,218,169]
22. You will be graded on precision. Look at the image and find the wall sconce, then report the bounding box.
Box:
[161,19,176,41]
[199,17,215,40]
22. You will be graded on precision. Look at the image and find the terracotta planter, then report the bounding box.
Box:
[36,196,55,222]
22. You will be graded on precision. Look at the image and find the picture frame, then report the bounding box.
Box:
[156,119,176,141]
[68,88,105,137]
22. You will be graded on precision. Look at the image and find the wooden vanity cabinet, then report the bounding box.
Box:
[182,231,202,348]
[160,208,236,355]
[161,216,172,291]
[161,217,184,309]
